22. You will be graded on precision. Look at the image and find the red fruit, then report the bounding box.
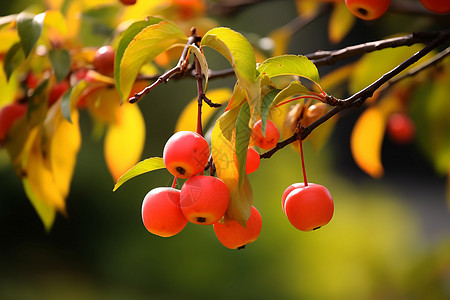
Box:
[141,187,188,237]
[93,46,115,76]
[419,0,450,14]
[345,0,391,20]
[281,182,319,212]
[180,175,230,225]
[0,103,27,142]
[26,73,39,90]
[49,80,70,106]
[213,206,262,249]
[284,184,334,231]
[387,113,415,144]
[119,0,137,5]
[246,147,260,174]
[163,131,210,179]
[251,120,280,149]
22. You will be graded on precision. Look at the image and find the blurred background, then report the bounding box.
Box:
[1,0,449,299]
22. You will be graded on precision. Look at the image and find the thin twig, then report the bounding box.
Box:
[307,31,446,66]
[128,29,201,104]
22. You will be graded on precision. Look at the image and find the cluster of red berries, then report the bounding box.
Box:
[141,130,264,249]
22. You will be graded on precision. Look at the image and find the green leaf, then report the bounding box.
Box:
[49,48,71,83]
[201,27,257,87]
[17,11,45,57]
[61,87,73,123]
[116,18,187,100]
[235,102,251,186]
[201,28,260,127]
[113,157,166,191]
[261,89,280,136]
[211,104,253,227]
[114,17,164,97]
[269,81,311,112]
[3,42,24,80]
[62,80,88,123]
[257,55,320,84]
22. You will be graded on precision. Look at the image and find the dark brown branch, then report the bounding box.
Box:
[128,29,201,104]
[307,31,445,66]
[261,29,450,158]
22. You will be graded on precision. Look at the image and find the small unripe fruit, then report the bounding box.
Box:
[180,175,230,225]
[251,120,280,149]
[163,131,210,179]
[387,113,415,145]
[0,103,27,142]
[419,0,450,14]
[141,187,188,237]
[345,0,391,20]
[213,206,262,249]
[246,147,260,174]
[93,46,115,76]
[284,184,334,231]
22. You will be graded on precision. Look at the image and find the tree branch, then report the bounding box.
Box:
[261,29,450,159]
[306,30,446,66]
[128,29,201,104]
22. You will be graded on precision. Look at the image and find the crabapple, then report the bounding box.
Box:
[141,187,188,237]
[180,175,230,225]
[246,147,260,174]
[387,113,415,145]
[49,80,70,106]
[119,0,137,5]
[284,184,334,231]
[93,46,115,76]
[281,182,318,212]
[419,0,450,14]
[251,119,280,149]
[163,131,210,179]
[213,206,262,249]
[0,102,27,142]
[345,0,391,20]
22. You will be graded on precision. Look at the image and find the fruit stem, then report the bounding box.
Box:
[171,176,178,189]
[298,132,308,187]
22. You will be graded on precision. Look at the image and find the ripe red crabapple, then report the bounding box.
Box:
[180,175,230,225]
[213,206,262,249]
[163,131,210,179]
[284,184,334,231]
[345,0,391,20]
[251,119,280,149]
[141,187,188,237]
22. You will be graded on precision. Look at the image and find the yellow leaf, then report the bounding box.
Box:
[351,107,386,178]
[44,10,67,36]
[211,105,253,227]
[104,103,146,182]
[86,86,122,124]
[175,88,232,133]
[65,1,82,42]
[22,127,66,212]
[23,177,57,232]
[50,108,81,198]
[328,2,355,44]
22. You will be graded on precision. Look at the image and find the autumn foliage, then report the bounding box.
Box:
[0,0,448,252]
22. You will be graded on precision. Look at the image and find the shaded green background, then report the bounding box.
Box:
[1,1,449,299]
